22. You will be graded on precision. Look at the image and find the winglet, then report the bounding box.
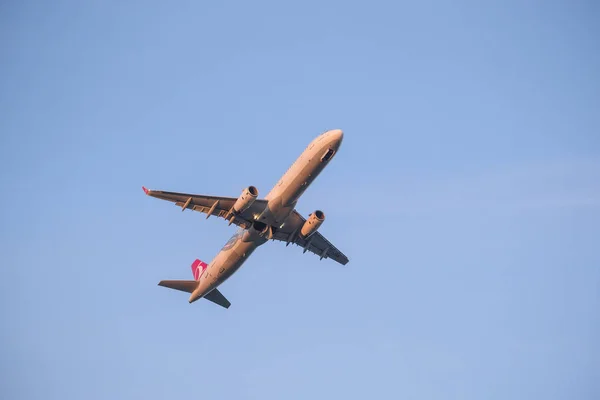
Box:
[142,186,149,195]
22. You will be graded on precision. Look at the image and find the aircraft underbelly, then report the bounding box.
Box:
[263,158,327,225]
[196,234,264,297]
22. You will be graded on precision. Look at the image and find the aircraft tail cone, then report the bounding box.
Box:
[188,288,203,304]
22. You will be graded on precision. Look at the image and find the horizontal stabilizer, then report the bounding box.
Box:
[203,288,231,309]
[158,280,231,309]
[158,280,198,293]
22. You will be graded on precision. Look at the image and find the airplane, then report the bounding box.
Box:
[142,129,349,309]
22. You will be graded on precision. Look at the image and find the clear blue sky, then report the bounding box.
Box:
[1,1,599,399]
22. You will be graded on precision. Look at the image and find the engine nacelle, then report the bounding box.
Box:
[300,210,325,238]
[232,186,258,214]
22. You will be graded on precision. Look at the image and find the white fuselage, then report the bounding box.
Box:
[188,129,343,303]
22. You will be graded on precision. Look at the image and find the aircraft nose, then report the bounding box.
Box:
[327,129,343,143]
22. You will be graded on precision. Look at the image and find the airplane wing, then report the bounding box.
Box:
[143,187,349,265]
[142,186,267,229]
[273,210,349,266]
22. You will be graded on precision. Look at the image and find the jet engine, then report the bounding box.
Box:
[300,210,325,238]
[232,186,258,214]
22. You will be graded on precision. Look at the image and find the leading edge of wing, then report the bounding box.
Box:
[142,186,240,203]
[141,186,268,227]
[275,210,350,266]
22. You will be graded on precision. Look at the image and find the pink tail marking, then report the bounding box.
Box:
[191,259,208,281]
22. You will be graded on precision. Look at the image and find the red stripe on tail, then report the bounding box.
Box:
[191,259,208,280]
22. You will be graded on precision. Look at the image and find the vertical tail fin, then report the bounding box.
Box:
[191,259,208,281]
